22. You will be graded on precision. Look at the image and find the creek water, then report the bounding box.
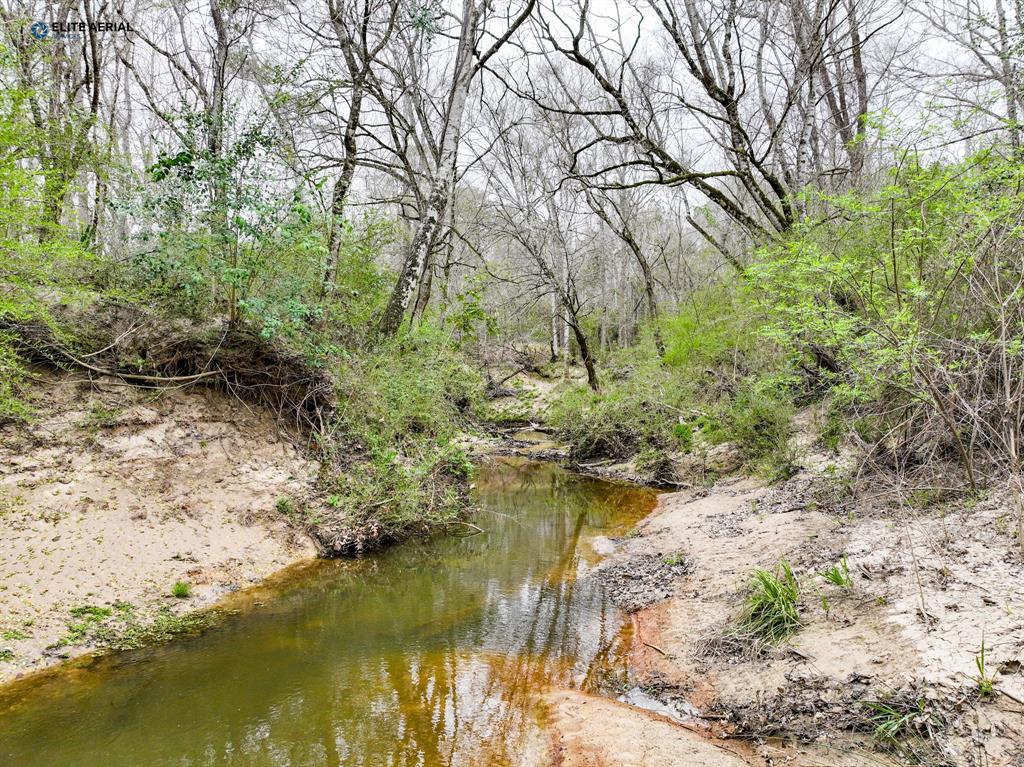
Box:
[0,457,657,767]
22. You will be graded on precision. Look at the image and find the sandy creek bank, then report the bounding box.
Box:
[3,371,1023,766]
[0,372,318,682]
[548,469,1024,766]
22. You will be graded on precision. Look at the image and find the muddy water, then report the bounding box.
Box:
[0,457,656,767]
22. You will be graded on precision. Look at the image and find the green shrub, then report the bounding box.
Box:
[750,152,1024,480]
[314,325,484,544]
[819,406,845,453]
[171,581,191,599]
[661,284,767,374]
[719,381,793,460]
[0,332,28,422]
[549,351,695,462]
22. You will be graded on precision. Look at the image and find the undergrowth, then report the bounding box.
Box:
[310,327,484,552]
[549,312,794,483]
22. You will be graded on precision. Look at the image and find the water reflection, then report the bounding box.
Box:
[0,457,655,767]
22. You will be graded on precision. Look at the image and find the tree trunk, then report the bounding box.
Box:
[324,92,361,291]
[550,292,559,362]
[570,320,599,392]
[378,0,478,338]
[412,250,433,321]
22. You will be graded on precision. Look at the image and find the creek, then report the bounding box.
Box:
[0,456,657,767]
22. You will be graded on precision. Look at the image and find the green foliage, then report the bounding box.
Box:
[819,406,846,453]
[671,421,694,453]
[320,326,484,541]
[549,349,696,463]
[822,556,852,588]
[549,293,791,479]
[91,604,218,651]
[662,552,688,567]
[49,600,216,651]
[739,560,801,642]
[335,327,484,448]
[661,284,767,374]
[78,403,122,430]
[862,692,943,761]
[973,638,995,698]
[170,581,192,599]
[0,65,93,420]
[712,379,794,470]
[865,698,927,743]
[56,605,114,646]
[449,277,497,338]
[111,102,396,342]
[750,151,1024,477]
[0,332,29,422]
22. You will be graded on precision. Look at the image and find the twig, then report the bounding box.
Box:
[641,640,668,656]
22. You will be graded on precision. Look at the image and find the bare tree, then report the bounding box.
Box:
[322,0,400,290]
[912,0,1023,152]
[377,0,537,337]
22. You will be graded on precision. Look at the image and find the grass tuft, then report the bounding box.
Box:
[171,581,192,599]
[739,560,801,643]
[822,556,852,588]
[973,637,995,698]
[860,690,947,763]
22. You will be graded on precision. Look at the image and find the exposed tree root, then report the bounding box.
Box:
[1,305,335,439]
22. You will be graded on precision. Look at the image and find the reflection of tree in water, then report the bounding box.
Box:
[0,459,654,767]
[276,460,636,766]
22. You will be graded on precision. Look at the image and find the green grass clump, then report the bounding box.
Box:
[861,692,945,761]
[78,402,122,430]
[170,581,192,599]
[822,556,852,588]
[865,698,928,743]
[739,560,801,642]
[973,638,995,698]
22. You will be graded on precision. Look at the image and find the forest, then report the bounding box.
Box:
[2,0,1024,765]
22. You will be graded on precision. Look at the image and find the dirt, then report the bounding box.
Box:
[540,430,1024,765]
[543,690,755,767]
[0,371,318,682]
[594,552,692,613]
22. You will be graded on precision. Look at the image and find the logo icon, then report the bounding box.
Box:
[30,21,49,40]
